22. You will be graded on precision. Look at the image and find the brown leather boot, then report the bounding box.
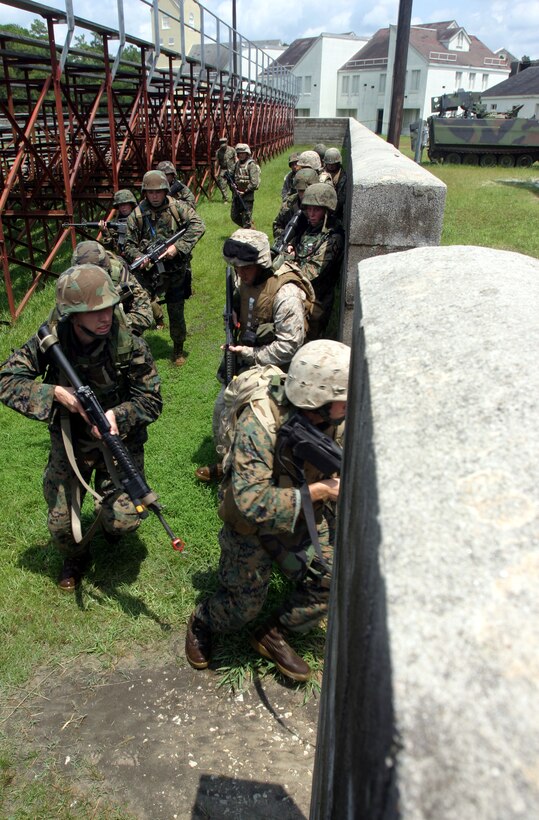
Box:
[250,622,311,682]
[171,343,187,366]
[185,613,212,669]
[58,552,90,592]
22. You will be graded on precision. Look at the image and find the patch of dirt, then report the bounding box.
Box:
[2,641,320,818]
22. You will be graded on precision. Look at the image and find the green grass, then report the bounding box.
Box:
[0,139,538,811]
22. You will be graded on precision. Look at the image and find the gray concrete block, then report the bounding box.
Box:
[312,246,539,819]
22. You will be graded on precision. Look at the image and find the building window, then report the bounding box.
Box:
[168,36,174,46]
[411,70,420,91]
[379,73,386,93]
[161,15,170,29]
[456,31,464,49]
[297,77,303,94]
[469,72,476,89]
[342,75,349,94]
[455,71,462,89]
[296,108,310,117]
[490,103,497,111]
[352,75,360,95]
[188,12,195,27]
[304,75,312,94]
[482,73,489,90]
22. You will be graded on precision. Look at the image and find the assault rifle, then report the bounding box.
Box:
[129,227,187,275]
[276,412,342,571]
[37,324,185,552]
[278,412,342,478]
[271,210,306,257]
[62,221,123,230]
[223,265,240,384]
[223,170,250,217]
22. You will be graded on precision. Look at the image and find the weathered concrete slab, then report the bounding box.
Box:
[313,246,539,819]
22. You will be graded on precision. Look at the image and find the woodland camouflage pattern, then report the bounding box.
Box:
[0,319,162,555]
[194,400,343,634]
[428,116,539,164]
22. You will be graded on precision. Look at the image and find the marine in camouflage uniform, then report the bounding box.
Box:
[215,137,237,203]
[157,161,197,209]
[194,229,314,480]
[323,147,348,220]
[272,168,318,244]
[0,265,162,591]
[291,182,345,340]
[100,189,137,257]
[124,170,206,365]
[71,240,153,336]
[230,143,260,229]
[280,152,300,201]
[186,340,350,682]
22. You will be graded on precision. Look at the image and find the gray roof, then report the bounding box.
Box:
[482,65,539,97]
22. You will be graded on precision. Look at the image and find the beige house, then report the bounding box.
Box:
[153,0,200,69]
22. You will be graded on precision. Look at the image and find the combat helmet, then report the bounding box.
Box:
[324,147,342,166]
[223,229,272,270]
[141,170,170,192]
[219,136,228,143]
[235,143,251,155]
[157,160,176,177]
[313,143,328,161]
[293,168,319,192]
[71,240,111,272]
[113,189,137,206]
[288,151,300,165]
[296,150,322,172]
[56,264,119,318]
[301,182,338,211]
[285,340,350,410]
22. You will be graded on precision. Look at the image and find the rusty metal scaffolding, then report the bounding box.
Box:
[0,0,298,321]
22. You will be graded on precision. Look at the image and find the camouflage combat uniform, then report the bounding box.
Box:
[0,313,162,558]
[101,215,130,257]
[280,169,296,201]
[215,142,237,202]
[294,217,344,339]
[272,193,301,243]
[169,179,196,209]
[123,196,205,346]
[105,251,153,336]
[194,388,343,634]
[231,157,260,228]
[327,168,348,220]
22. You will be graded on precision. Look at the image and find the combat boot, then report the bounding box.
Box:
[185,612,212,669]
[250,621,311,682]
[58,551,90,592]
[171,343,186,366]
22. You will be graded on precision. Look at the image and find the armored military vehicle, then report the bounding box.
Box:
[427,91,539,167]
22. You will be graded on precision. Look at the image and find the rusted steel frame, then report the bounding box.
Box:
[48,17,75,248]
[167,55,177,167]
[13,228,72,320]
[103,35,119,192]
[149,79,174,163]
[112,82,148,172]
[64,80,112,188]
[140,48,153,170]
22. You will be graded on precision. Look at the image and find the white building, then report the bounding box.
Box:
[275,33,369,118]
[482,66,539,118]
[337,21,511,134]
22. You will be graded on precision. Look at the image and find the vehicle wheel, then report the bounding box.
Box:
[498,155,515,168]
[516,155,533,168]
[445,152,461,164]
[479,154,497,167]
[463,154,479,166]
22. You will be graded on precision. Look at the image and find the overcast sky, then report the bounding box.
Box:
[0,0,537,60]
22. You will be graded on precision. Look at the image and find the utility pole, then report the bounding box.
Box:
[387,0,413,147]
[232,0,238,83]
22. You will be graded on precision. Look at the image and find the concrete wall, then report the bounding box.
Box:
[312,245,539,818]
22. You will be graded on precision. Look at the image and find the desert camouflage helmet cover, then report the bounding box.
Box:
[56,264,120,317]
[235,143,251,154]
[293,167,319,192]
[285,339,350,409]
[296,150,322,171]
[219,136,228,143]
[324,147,342,164]
[301,181,338,211]
[141,170,170,191]
[71,240,111,271]
[222,229,272,269]
[113,188,137,206]
[157,160,176,177]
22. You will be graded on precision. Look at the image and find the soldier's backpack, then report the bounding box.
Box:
[216,364,289,472]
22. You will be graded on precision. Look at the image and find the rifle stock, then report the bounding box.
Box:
[224,265,239,385]
[36,324,185,552]
[271,210,306,256]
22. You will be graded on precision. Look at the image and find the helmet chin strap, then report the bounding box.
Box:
[72,319,110,341]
